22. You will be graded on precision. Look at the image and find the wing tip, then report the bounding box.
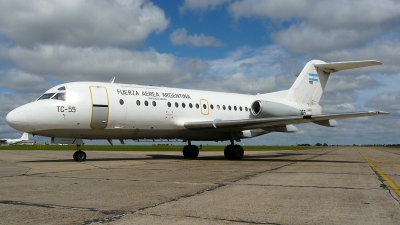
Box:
[368,60,382,66]
[368,110,389,114]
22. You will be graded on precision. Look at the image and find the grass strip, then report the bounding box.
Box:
[0,145,324,151]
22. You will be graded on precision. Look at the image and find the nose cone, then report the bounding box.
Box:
[6,107,28,131]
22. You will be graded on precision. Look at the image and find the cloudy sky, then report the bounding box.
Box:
[1,0,399,146]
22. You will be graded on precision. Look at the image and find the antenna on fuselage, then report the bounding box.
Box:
[109,76,116,83]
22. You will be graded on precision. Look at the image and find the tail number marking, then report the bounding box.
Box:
[57,106,76,113]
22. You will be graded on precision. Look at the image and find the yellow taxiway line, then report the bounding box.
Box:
[357,147,400,197]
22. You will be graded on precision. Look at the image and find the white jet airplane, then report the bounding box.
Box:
[6,60,388,161]
[0,132,30,145]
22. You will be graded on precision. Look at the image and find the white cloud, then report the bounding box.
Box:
[320,103,361,114]
[271,25,378,54]
[193,72,277,94]
[8,45,192,85]
[320,41,400,74]
[320,92,358,106]
[170,28,225,47]
[0,93,35,116]
[7,45,209,88]
[228,0,400,53]
[229,0,400,26]
[366,91,400,114]
[183,58,210,74]
[207,45,291,77]
[0,70,53,94]
[324,75,381,93]
[228,0,307,20]
[316,74,383,115]
[179,0,231,13]
[0,0,169,48]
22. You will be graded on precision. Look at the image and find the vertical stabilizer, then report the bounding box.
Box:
[284,59,381,115]
[285,60,329,107]
[21,132,29,141]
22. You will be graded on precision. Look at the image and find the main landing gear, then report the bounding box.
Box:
[182,140,199,158]
[182,140,244,160]
[224,139,244,160]
[73,144,87,162]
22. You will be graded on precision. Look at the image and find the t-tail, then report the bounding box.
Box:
[284,59,382,115]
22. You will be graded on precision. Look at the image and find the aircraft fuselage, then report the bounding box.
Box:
[7,82,297,141]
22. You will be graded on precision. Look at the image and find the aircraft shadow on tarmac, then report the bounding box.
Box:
[21,152,361,164]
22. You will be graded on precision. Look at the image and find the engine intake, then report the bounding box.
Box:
[250,100,301,118]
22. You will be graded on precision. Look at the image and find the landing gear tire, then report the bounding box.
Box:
[73,151,87,162]
[182,145,199,158]
[224,145,244,160]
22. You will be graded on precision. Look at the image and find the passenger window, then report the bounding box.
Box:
[245,107,248,111]
[223,105,226,110]
[152,101,156,107]
[182,103,186,108]
[136,100,141,106]
[196,103,199,109]
[189,103,193,108]
[217,105,220,110]
[203,104,207,109]
[37,93,55,100]
[52,92,66,101]
[210,104,214,110]
[175,102,179,108]
[239,106,242,111]
[144,100,148,106]
[167,102,171,107]
[228,106,231,110]
[234,106,237,111]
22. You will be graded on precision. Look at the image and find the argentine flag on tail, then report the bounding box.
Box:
[309,73,318,82]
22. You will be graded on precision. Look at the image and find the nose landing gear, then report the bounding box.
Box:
[73,144,87,162]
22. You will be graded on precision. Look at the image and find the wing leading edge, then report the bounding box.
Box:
[184,111,389,130]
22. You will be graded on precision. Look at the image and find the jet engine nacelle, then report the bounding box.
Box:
[250,100,301,118]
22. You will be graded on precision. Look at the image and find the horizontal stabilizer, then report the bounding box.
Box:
[314,60,381,73]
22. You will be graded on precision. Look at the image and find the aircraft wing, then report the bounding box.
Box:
[184,111,388,130]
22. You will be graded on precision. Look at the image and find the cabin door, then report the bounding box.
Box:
[90,86,109,129]
[200,99,210,115]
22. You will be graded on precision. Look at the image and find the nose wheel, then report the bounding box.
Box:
[73,144,87,162]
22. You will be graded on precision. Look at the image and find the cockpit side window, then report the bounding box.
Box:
[52,92,66,101]
[37,93,55,100]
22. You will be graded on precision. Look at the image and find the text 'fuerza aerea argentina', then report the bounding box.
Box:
[117,89,191,99]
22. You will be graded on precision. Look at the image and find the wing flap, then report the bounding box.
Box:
[184,111,388,130]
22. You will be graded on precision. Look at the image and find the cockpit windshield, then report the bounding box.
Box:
[37,92,66,101]
[52,92,66,101]
[37,93,55,100]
